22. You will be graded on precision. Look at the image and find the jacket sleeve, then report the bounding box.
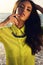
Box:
[0,26,12,43]
[0,27,3,42]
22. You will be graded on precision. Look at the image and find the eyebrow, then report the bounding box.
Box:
[27,7,31,9]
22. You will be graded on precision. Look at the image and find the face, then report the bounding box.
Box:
[17,1,32,22]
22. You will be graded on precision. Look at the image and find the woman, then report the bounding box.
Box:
[0,0,43,65]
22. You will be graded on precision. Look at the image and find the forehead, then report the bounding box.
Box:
[20,1,32,8]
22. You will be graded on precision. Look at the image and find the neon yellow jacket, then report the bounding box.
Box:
[0,24,35,65]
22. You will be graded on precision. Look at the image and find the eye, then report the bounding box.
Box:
[18,5,24,9]
[27,9,31,12]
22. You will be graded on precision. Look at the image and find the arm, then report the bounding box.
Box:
[0,17,10,27]
[35,4,43,13]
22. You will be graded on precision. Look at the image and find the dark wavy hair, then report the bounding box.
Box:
[19,0,42,55]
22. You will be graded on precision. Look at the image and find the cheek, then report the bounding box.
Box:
[25,12,31,20]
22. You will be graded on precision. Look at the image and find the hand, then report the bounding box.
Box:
[0,14,20,27]
[9,14,20,25]
[35,4,43,13]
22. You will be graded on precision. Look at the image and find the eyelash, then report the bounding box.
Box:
[18,5,31,12]
[27,9,31,11]
[19,5,24,9]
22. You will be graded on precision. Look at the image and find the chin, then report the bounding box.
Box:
[20,17,25,21]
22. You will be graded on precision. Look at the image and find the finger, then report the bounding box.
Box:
[13,17,18,25]
[10,14,20,17]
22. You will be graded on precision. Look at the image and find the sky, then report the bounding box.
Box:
[0,0,43,14]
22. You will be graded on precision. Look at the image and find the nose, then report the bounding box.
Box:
[22,7,26,16]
